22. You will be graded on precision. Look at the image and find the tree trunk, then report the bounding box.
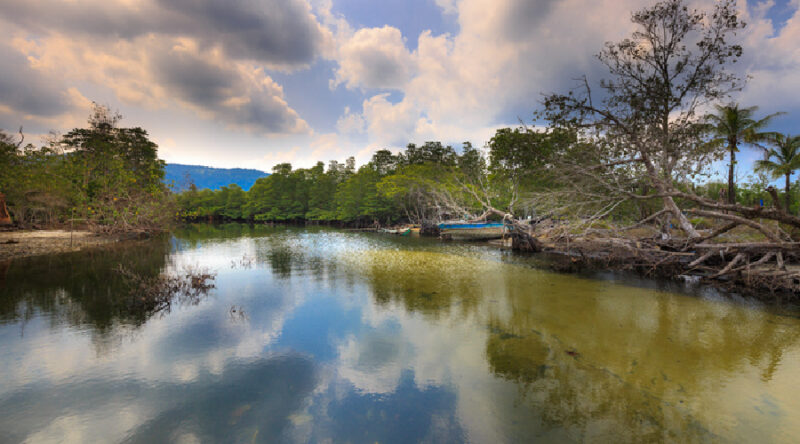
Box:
[785,173,791,214]
[639,183,651,219]
[0,192,11,226]
[728,144,736,205]
[662,194,700,238]
[767,186,782,211]
[673,190,800,229]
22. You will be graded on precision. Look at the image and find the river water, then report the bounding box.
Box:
[1,224,799,443]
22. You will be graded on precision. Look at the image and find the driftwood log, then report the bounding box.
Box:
[540,235,800,296]
[476,212,800,295]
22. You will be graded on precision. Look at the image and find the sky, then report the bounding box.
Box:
[1,0,799,177]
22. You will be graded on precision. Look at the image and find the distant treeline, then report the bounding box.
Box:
[176,141,486,225]
[2,105,792,233]
[175,129,786,226]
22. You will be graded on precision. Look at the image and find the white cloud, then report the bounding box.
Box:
[328,0,800,156]
[329,0,642,149]
[434,0,459,15]
[361,93,420,147]
[332,26,415,90]
[735,1,800,120]
[335,106,366,135]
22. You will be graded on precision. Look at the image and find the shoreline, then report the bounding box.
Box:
[3,223,797,304]
[501,236,800,302]
[0,230,123,261]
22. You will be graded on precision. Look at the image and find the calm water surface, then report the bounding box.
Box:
[1,224,800,443]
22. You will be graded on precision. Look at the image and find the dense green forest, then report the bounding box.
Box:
[1,105,173,232]
[176,141,486,224]
[2,105,797,232]
[175,127,799,226]
[2,105,796,232]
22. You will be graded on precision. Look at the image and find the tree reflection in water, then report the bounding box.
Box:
[2,225,800,442]
[348,247,800,442]
[0,236,172,331]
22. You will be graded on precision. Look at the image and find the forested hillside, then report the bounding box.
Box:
[164,164,268,191]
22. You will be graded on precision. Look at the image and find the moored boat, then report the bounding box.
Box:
[438,222,507,241]
[379,227,412,236]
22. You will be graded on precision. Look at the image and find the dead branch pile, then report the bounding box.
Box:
[518,224,800,296]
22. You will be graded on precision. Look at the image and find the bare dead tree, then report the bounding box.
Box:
[540,0,747,238]
[451,0,800,291]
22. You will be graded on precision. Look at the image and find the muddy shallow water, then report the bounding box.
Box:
[1,223,799,443]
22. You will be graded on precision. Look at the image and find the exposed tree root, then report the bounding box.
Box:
[508,228,800,298]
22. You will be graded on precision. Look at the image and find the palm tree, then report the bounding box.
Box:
[704,104,783,204]
[755,134,800,212]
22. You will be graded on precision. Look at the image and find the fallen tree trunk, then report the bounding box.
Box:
[694,242,800,250]
[712,253,746,278]
[674,190,800,230]
[687,209,785,243]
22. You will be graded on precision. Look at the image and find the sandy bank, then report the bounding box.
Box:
[0,230,118,261]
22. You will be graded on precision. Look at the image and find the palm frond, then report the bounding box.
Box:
[754,159,783,178]
[750,111,786,131]
[756,133,800,179]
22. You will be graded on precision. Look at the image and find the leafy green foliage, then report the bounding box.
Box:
[703,103,783,203]
[176,143,485,224]
[755,134,800,211]
[1,103,173,231]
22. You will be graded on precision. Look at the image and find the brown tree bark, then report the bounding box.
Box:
[0,193,11,226]
[673,191,800,229]
[728,141,737,205]
[767,186,783,211]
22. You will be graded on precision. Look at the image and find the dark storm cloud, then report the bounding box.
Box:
[0,44,73,119]
[0,0,148,40]
[502,0,560,40]
[0,0,327,68]
[152,50,234,106]
[235,98,304,132]
[156,0,325,65]
[152,47,307,133]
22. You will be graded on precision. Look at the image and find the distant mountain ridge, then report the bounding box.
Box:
[165,163,269,191]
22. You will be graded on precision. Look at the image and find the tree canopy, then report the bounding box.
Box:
[1,103,172,231]
[704,104,782,203]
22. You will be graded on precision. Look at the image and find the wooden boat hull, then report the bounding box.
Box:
[439,223,505,241]
[379,228,412,235]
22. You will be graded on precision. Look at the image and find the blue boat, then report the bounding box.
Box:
[438,222,507,240]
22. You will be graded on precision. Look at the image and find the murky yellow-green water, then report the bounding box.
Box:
[1,224,799,443]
